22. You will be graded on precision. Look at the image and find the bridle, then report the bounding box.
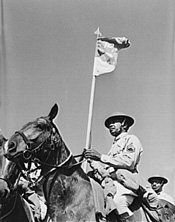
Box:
[14,128,54,161]
[12,120,85,174]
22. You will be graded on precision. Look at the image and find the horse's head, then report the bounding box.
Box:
[5,104,61,165]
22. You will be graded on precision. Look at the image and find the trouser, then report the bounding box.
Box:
[103,174,159,221]
[113,169,159,210]
[113,182,135,216]
[89,161,159,218]
[23,189,47,221]
[101,176,135,217]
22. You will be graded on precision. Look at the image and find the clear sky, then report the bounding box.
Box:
[0,0,175,198]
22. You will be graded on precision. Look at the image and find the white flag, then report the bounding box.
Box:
[93,36,131,76]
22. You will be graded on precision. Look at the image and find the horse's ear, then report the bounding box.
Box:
[48,104,59,121]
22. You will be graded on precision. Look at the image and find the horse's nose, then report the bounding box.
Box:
[8,141,17,153]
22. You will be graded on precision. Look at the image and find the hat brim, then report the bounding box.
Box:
[148,176,168,184]
[105,115,134,128]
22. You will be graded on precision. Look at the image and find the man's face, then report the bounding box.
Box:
[151,179,163,193]
[108,120,123,137]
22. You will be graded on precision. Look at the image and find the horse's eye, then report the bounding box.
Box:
[37,124,44,130]
[37,119,47,130]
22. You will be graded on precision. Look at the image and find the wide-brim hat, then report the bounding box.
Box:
[148,175,168,184]
[104,112,135,128]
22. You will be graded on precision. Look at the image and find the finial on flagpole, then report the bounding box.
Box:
[94,27,102,39]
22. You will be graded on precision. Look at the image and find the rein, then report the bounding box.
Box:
[31,153,84,169]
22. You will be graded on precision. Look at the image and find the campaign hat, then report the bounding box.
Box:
[104,112,135,129]
[148,175,168,184]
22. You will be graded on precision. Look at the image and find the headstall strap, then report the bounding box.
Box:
[15,129,52,159]
[15,131,31,149]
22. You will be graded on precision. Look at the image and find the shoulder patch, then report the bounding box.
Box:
[126,144,135,153]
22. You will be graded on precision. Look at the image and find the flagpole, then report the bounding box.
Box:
[81,30,130,172]
[85,66,96,150]
[81,28,101,172]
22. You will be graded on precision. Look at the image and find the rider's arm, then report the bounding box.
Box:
[100,135,143,171]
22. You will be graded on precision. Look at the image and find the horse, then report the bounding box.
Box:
[0,133,31,222]
[2,104,174,222]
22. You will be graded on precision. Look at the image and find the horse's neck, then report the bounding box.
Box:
[43,163,90,207]
[57,140,72,165]
[40,139,71,176]
[42,138,89,183]
[54,141,89,180]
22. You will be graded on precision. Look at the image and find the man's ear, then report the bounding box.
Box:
[122,125,128,131]
[121,119,127,129]
[121,119,128,131]
[160,181,165,187]
[121,119,126,126]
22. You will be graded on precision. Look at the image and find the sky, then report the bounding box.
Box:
[0,0,175,198]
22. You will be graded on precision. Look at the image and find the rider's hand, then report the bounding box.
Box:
[84,149,102,161]
[143,190,159,210]
[143,191,158,202]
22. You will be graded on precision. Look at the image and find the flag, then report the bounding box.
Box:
[93,35,131,76]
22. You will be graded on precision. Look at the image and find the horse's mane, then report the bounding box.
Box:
[44,120,90,182]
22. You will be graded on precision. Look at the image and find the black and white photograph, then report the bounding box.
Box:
[0,1,174,221]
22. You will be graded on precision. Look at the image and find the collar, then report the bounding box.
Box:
[157,190,164,195]
[114,132,128,142]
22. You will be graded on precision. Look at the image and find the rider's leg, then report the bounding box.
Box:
[22,186,47,221]
[112,169,159,209]
[27,192,42,221]
[37,194,47,220]
[35,186,47,220]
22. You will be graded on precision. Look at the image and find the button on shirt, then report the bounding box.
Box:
[101,132,143,172]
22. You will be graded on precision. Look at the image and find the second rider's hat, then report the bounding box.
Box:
[148,175,168,184]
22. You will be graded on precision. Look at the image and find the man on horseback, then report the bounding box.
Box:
[148,175,175,205]
[146,175,175,221]
[84,113,159,221]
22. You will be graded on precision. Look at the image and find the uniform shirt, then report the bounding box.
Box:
[158,191,175,205]
[101,132,143,172]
